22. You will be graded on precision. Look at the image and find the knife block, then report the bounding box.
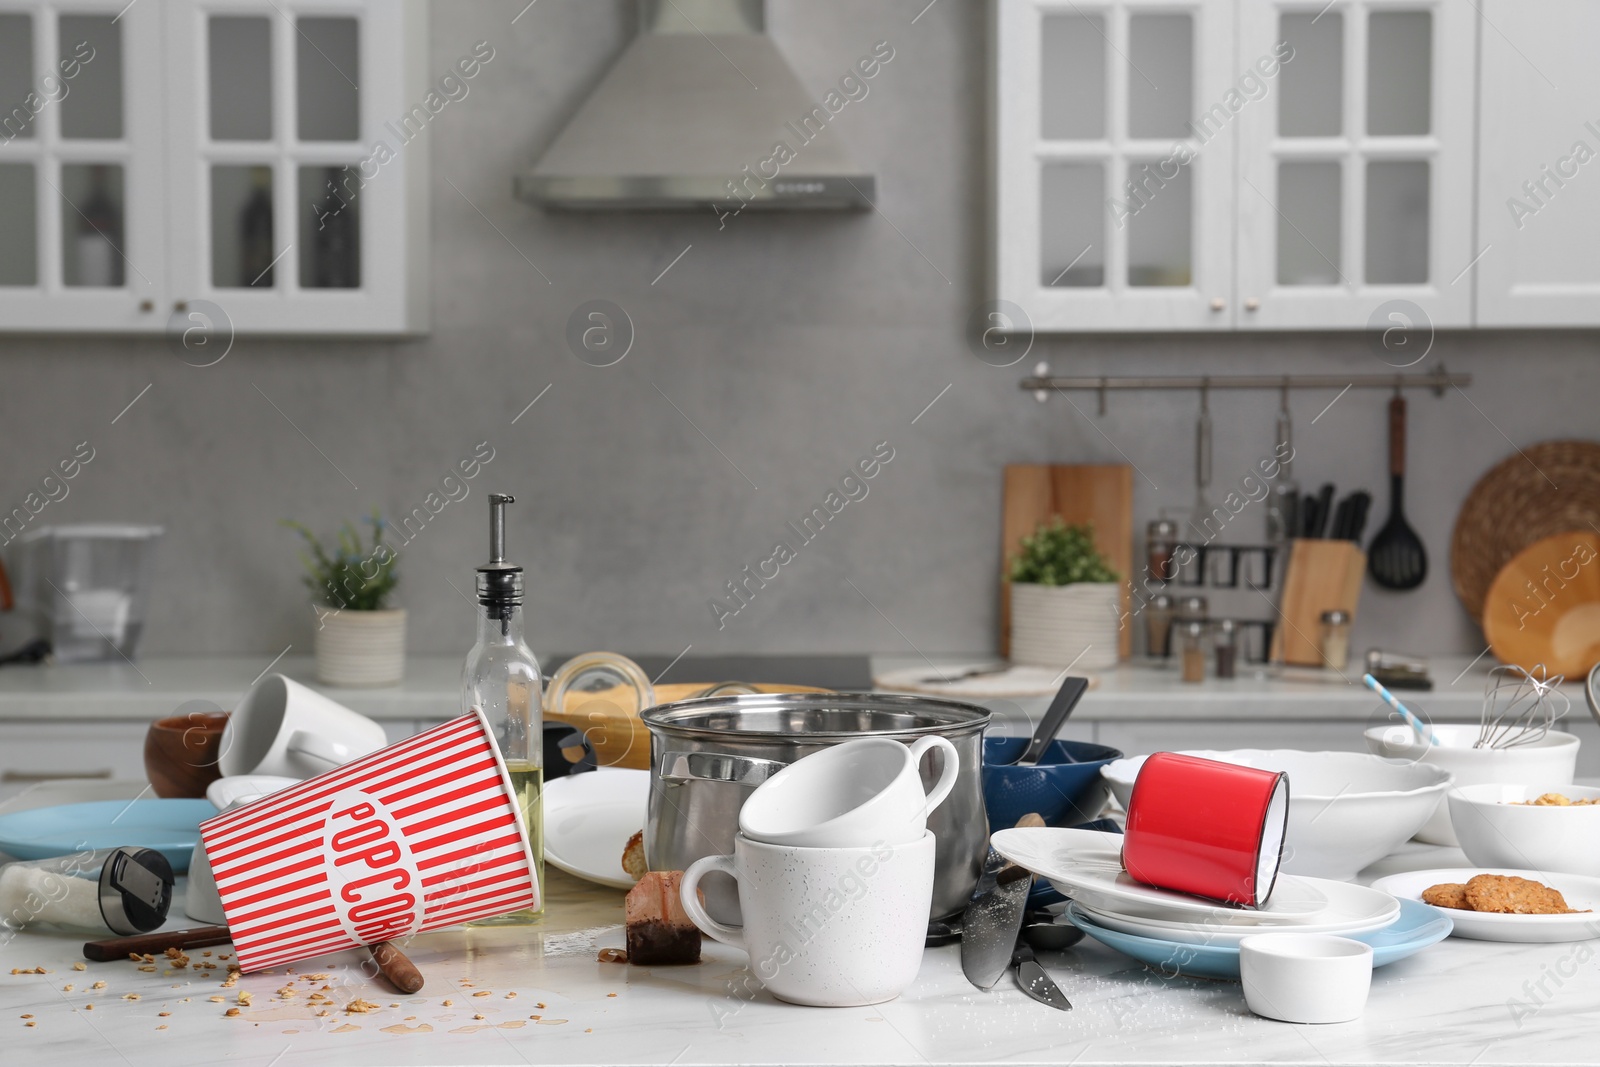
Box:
[1270,540,1366,667]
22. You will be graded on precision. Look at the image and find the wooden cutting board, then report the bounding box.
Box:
[1270,539,1367,666]
[1001,464,1134,659]
[1483,530,1600,677]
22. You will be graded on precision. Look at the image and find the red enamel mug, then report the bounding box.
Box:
[1121,752,1290,908]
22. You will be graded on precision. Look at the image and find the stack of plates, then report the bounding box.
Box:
[992,827,1450,980]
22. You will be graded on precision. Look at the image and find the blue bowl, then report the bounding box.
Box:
[982,736,1124,834]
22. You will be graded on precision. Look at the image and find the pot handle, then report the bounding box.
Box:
[658,750,786,787]
[908,735,960,818]
[680,853,744,950]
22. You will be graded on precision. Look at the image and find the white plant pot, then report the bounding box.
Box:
[1010,582,1120,671]
[314,607,406,687]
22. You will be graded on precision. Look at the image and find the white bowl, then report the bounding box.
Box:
[1364,725,1579,845]
[1447,783,1600,877]
[1101,750,1452,881]
[1240,934,1373,1024]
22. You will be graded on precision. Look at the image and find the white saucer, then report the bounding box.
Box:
[544,768,649,890]
[1371,868,1600,943]
[991,826,1328,923]
[1075,879,1400,946]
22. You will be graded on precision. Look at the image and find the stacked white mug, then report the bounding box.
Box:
[680,735,957,1007]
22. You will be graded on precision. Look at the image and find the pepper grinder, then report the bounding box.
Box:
[462,493,544,924]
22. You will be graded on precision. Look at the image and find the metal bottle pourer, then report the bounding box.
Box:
[477,493,523,622]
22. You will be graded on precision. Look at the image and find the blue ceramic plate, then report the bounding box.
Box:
[1068,897,1452,981]
[0,799,214,871]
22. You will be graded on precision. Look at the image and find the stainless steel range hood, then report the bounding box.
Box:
[515,0,875,211]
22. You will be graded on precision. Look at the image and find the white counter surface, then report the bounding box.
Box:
[2,839,1592,1067]
[0,653,1535,725]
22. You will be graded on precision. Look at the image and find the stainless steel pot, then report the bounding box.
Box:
[641,692,990,923]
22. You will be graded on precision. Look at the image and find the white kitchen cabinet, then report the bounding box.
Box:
[994,0,1238,331]
[993,0,1476,332]
[1474,0,1600,326]
[0,0,428,335]
[1234,0,1476,330]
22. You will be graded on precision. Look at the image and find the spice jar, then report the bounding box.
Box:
[1145,593,1175,659]
[1319,610,1352,670]
[1213,618,1238,679]
[1175,594,1208,623]
[1146,519,1179,584]
[1176,620,1209,683]
[0,847,173,935]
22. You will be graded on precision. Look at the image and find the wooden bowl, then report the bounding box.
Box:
[143,711,231,798]
[548,683,829,770]
[1483,531,1600,677]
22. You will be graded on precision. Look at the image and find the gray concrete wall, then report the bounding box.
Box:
[0,0,1595,664]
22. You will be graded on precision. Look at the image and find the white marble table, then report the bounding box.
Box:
[2,837,1595,1067]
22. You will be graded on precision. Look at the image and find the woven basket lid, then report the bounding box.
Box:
[1451,440,1600,621]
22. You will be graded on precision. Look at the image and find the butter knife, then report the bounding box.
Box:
[1014,942,1072,1011]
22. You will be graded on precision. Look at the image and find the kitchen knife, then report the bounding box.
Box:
[1308,484,1336,538]
[1349,491,1372,544]
[959,864,1032,989]
[1015,941,1072,1011]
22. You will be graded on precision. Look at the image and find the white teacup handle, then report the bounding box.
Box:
[287,730,351,770]
[679,854,745,951]
[908,735,960,818]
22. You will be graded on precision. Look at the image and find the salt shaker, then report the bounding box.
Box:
[0,847,173,935]
[1319,610,1352,670]
[1213,618,1239,679]
[1176,620,1209,684]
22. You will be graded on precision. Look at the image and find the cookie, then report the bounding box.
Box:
[1421,882,1470,910]
[1464,873,1576,915]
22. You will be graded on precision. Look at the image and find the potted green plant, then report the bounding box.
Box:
[283,512,405,687]
[1008,518,1121,670]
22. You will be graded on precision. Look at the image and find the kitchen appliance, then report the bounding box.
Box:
[1368,394,1428,589]
[14,524,162,662]
[641,691,989,923]
[516,0,875,210]
[1450,440,1600,620]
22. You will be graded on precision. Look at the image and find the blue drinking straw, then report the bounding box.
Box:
[1363,673,1438,746]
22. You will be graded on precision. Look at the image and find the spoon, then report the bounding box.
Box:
[1020,910,1085,952]
[1012,675,1090,766]
[1367,394,1428,590]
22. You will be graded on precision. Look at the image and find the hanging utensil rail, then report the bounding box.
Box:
[1021,362,1471,413]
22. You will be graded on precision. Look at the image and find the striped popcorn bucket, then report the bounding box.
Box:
[199,709,539,972]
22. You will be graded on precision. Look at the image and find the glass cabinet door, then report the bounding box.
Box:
[164,0,420,335]
[1234,0,1474,329]
[0,3,167,331]
[995,0,1236,332]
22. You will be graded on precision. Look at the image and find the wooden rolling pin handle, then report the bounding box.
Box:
[83,925,232,962]
[1015,813,1046,829]
[368,941,424,994]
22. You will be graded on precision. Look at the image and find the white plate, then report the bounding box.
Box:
[544,768,649,890]
[1075,880,1400,946]
[991,826,1328,924]
[1370,868,1600,943]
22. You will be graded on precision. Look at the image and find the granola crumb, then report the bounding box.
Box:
[19,1014,32,1020]
[606,993,617,998]
[24,1021,35,1028]
[84,1004,93,1011]
[141,954,155,964]
[505,992,517,999]
[472,990,492,998]
[127,954,141,963]
[156,1025,167,1031]
[535,1002,546,1009]
[473,1013,485,1020]
[62,984,73,992]
[122,994,140,1001]
[225,1008,241,1018]
[237,992,253,1006]
[276,987,297,998]
[316,1010,331,1017]
[158,1012,170,1017]
[10,967,46,975]
[344,999,379,1015]
[208,996,225,1003]
[442,999,454,1007]
[91,981,106,990]
[71,963,86,972]
[138,966,156,973]
[201,951,212,957]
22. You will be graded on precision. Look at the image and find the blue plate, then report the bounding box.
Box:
[0,799,214,871]
[1068,897,1452,981]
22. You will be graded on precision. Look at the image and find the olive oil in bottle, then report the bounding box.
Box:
[463,493,545,925]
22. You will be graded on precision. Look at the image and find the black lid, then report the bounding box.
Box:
[98,847,174,935]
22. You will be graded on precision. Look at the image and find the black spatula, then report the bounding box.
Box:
[1367,395,1427,589]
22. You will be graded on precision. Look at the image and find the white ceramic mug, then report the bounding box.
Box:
[737,736,959,848]
[218,673,387,778]
[680,832,935,1007]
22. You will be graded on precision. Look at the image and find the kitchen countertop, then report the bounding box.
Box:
[3,839,1595,1067]
[0,653,1541,726]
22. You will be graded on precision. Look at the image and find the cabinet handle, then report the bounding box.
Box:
[139,300,154,313]
[173,300,189,312]
[2,769,114,782]
[1244,297,1261,312]
[1210,298,1226,312]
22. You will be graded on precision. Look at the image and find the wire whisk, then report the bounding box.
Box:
[1477,663,1570,749]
